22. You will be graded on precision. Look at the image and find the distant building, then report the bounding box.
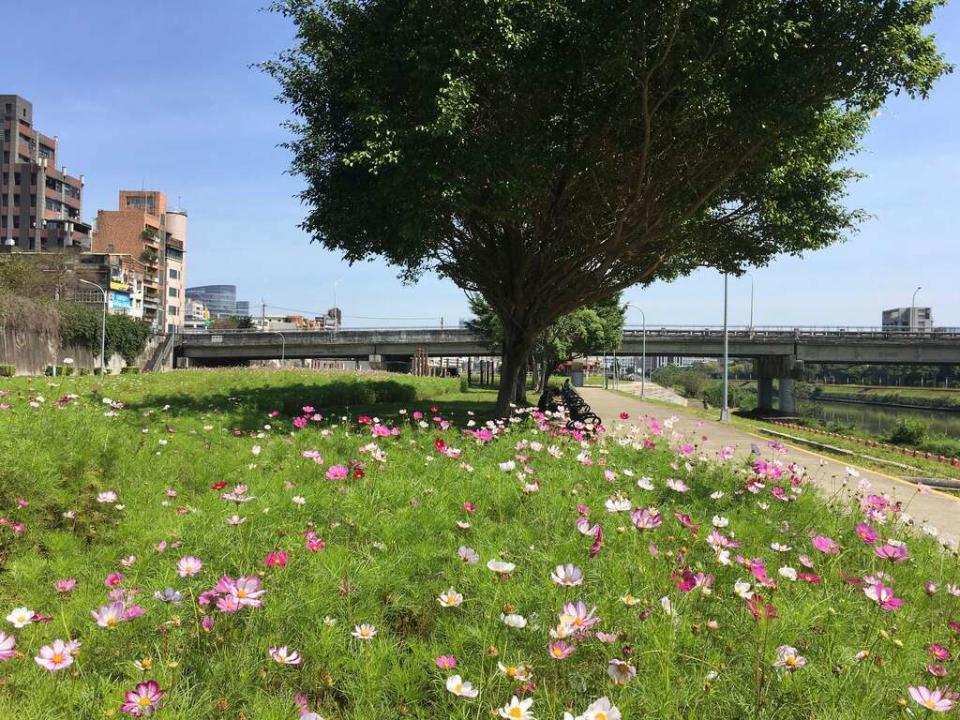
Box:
[93,191,187,332]
[1,95,91,251]
[185,284,242,318]
[235,300,250,317]
[882,306,933,332]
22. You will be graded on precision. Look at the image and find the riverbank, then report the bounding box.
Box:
[803,383,960,411]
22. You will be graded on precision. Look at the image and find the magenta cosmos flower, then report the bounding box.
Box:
[631,507,662,530]
[120,679,165,716]
[325,465,349,480]
[177,556,203,577]
[54,578,77,593]
[909,686,955,712]
[811,535,839,554]
[263,550,289,569]
[547,640,575,660]
[435,655,457,669]
[874,543,909,562]
[855,523,878,545]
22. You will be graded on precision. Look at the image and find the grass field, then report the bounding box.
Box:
[0,369,958,719]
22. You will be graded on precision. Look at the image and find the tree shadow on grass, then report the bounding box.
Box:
[125,377,498,430]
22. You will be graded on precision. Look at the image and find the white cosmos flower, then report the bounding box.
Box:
[6,607,34,628]
[778,567,798,581]
[710,491,725,500]
[446,674,479,698]
[498,696,534,719]
[712,515,729,528]
[550,563,584,587]
[438,589,463,608]
[770,543,792,552]
[716,549,732,566]
[660,596,675,617]
[501,613,527,629]
[487,560,516,574]
[734,579,754,599]
[636,477,655,490]
[499,461,516,472]
[582,697,622,720]
[604,494,631,512]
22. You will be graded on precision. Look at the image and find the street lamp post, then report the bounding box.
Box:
[638,308,646,398]
[720,274,730,422]
[268,331,286,364]
[79,279,108,374]
[911,286,922,333]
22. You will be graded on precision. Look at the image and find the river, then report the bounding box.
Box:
[803,399,960,439]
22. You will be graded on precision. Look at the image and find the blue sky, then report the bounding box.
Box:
[7,1,959,328]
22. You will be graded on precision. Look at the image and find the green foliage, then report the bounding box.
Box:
[0,364,14,377]
[888,418,928,446]
[59,304,152,365]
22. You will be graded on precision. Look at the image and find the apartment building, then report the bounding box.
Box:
[93,191,187,331]
[1,95,91,251]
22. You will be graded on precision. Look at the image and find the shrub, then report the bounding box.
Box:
[888,418,928,446]
[120,367,141,374]
[60,304,152,364]
[0,364,14,377]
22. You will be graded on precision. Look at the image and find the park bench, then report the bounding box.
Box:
[538,381,603,432]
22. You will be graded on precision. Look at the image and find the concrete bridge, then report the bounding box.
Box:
[177,326,960,414]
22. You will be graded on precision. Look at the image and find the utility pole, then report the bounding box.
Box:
[261,298,266,330]
[720,274,730,422]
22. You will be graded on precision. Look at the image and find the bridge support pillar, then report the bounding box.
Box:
[778,378,796,415]
[757,378,774,413]
[754,355,796,415]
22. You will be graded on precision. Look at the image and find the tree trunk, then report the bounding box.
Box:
[514,361,528,406]
[541,362,555,393]
[496,332,533,417]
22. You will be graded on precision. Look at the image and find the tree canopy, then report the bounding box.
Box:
[264,0,949,414]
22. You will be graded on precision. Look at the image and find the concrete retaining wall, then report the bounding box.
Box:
[0,326,154,376]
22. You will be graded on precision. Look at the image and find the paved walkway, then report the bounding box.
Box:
[580,387,960,548]
[611,380,689,406]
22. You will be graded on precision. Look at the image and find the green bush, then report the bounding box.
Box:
[45,365,75,376]
[888,418,928,446]
[120,367,141,374]
[60,304,152,364]
[0,364,14,377]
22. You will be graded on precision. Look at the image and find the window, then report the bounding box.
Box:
[167,305,177,316]
[168,288,178,298]
[168,268,179,280]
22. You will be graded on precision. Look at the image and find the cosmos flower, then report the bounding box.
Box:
[631,507,661,530]
[909,686,954,712]
[501,613,527,628]
[863,581,903,611]
[579,697,622,720]
[34,639,74,671]
[119,679,165,716]
[435,655,457,669]
[873,543,908,562]
[0,631,16,662]
[325,465,349,480]
[607,658,636,685]
[812,535,839,555]
[498,696,534,719]
[54,578,77,593]
[438,589,463,608]
[352,624,377,640]
[550,564,584,587]
[773,645,807,671]
[177,556,203,577]
[487,560,516,575]
[547,640,574,660]
[458,546,480,564]
[6,607,33,628]
[269,646,302,665]
[445,674,479,698]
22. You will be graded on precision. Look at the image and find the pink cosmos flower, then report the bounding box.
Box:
[855,523,878,545]
[812,535,839,555]
[547,640,574,660]
[201,615,215,633]
[435,655,457,669]
[120,679,165,716]
[305,530,326,552]
[263,550,289,569]
[177,556,203,577]
[929,644,952,662]
[589,525,604,558]
[928,664,949,678]
[550,564,584,587]
[54,578,77,593]
[909,686,955,712]
[874,543,908,562]
[719,445,735,460]
[0,631,16,662]
[560,601,601,633]
[325,465,349,480]
[863,581,903,611]
[105,572,125,587]
[631,507,662,530]
[34,639,74,671]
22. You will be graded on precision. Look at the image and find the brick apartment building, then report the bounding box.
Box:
[1,95,91,251]
[93,191,186,331]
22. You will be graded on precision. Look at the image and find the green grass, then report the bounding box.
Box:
[0,369,958,719]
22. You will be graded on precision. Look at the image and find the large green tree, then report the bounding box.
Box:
[467,294,625,398]
[264,0,949,415]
